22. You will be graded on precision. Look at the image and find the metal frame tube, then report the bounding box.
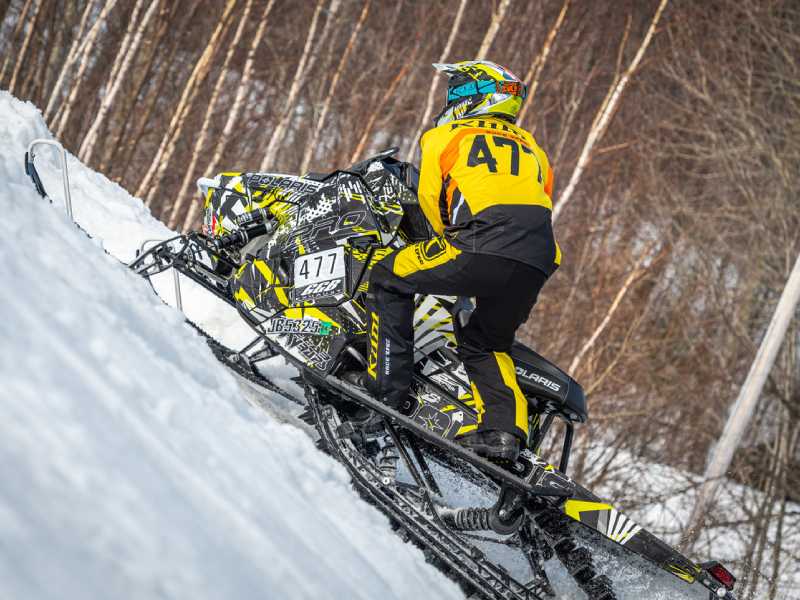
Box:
[138,238,184,313]
[26,139,73,220]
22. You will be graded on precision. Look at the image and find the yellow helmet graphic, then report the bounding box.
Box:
[432,60,527,127]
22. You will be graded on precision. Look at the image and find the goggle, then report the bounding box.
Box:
[447,79,527,102]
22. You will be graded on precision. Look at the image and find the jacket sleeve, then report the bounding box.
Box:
[417,129,446,236]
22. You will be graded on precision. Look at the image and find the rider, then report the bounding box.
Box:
[364,60,560,462]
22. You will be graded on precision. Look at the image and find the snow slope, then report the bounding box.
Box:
[0,90,463,600]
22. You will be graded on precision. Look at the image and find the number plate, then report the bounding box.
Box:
[294,247,346,287]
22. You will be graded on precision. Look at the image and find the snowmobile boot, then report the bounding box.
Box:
[457,430,520,462]
[339,371,385,432]
[341,370,408,412]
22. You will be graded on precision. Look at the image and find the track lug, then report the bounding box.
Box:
[298,409,315,424]
[336,422,358,438]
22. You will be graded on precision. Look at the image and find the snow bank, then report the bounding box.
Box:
[0,90,463,600]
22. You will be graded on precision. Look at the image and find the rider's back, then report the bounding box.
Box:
[418,115,560,276]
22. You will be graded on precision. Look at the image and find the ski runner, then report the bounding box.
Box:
[363,61,561,462]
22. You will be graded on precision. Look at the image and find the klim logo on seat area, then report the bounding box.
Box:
[515,367,561,392]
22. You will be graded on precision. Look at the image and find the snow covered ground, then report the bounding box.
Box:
[2,89,793,600]
[0,91,464,600]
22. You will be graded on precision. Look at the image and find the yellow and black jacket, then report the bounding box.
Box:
[418,115,560,275]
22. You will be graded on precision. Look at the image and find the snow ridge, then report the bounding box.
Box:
[0,90,462,600]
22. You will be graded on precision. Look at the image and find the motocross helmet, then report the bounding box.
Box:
[432,60,527,127]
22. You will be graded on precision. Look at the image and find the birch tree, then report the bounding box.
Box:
[476,0,511,58]
[7,0,44,94]
[135,0,238,204]
[299,0,371,174]
[166,0,257,229]
[552,0,669,222]
[179,0,278,231]
[43,0,96,122]
[99,2,176,174]
[684,252,800,549]
[259,0,339,172]
[78,0,160,164]
[405,0,468,159]
[53,0,120,138]
[517,0,570,126]
[568,243,654,375]
[0,0,35,85]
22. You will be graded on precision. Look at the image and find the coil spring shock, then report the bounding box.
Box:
[442,507,492,531]
[377,435,399,484]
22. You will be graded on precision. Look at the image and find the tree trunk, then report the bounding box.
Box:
[7,0,44,94]
[180,0,278,231]
[299,0,371,174]
[166,0,256,229]
[53,0,120,138]
[115,2,201,186]
[135,0,238,205]
[476,0,511,58]
[38,0,68,105]
[349,38,420,164]
[684,251,800,549]
[405,0,468,159]
[101,1,176,173]
[567,242,654,375]
[517,0,570,127]
[43,0,95,122]
[78,0,160,164]
[22,0,57,102]
[0,0,34,85]
[552,0,669,222]
[259,0,338,172]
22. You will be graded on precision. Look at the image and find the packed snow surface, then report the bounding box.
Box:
[0,91,464,600]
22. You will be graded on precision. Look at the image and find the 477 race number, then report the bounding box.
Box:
[294,247,345,287]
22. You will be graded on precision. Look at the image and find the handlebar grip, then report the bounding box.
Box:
[212,221,273,251]
[213,230,246,250]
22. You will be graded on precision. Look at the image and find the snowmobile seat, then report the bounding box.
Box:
[303,172,329,182]
[511,342,587,423]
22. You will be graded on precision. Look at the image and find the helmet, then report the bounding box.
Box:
[431,60,527,127]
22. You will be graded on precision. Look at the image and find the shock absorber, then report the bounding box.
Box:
[441,507,492,531]
[377,434,399,485]
[441,486,525,534]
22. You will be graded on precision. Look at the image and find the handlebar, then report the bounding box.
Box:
[213,219,276,250]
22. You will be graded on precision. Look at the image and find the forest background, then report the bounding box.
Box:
[1,1,798,597]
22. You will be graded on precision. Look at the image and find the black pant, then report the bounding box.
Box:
[365,237,547,441]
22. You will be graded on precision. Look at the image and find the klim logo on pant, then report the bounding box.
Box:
[367,312,380,379]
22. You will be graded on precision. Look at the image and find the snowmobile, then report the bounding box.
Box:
[26,146,736,600]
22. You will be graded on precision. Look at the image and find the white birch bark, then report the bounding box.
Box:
[180,0,277,231]
[79,0,160,164]
[552,0,668,222]
[568,245,652,375]
[43,0,95,122]
[259,0,337,172]
[166,0,256,228]
[684,252,800,548]
[517,0,570,126]
[135,0,238,204]
[7,0,43,94]
[476,0,511,58]
[53,0,120,138]
[405,0,468,159]
[100,0,146,99]
[299,0,370,174]
[0,0,34,84]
